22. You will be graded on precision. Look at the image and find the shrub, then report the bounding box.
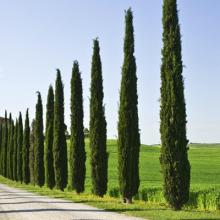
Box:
[109,187,120,198]
[108,186,220,211]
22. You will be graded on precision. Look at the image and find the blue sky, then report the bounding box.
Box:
[0,0,220,144]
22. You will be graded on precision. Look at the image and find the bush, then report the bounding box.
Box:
[137,188,165,203]
[109,187,120,198]
[108,186,220,211]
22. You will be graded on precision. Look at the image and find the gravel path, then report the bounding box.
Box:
[0,183,144,220]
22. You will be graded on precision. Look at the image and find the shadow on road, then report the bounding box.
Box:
[0,196,47,199]
[0,208,116,214]
[0,201,74,205]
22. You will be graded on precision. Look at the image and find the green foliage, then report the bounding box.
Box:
[45,85,55,189]
[0,124,2,174]
[69,61,86,193]
[12,120,18,181]
[29,119,35,185]
[6,113,11,178]
[109,187,120,198]
[141,187,220,211]
[2,111,8,177]
[34,92,45,187]
[7,114,14,180]
[160,0,190,210]
[89,39,108,197]
[118,8,140,203]
[17,112,23,182]
[22,109,30,184]
[186,188,220,211]
[107,185,220,212]
[53,69,68,191]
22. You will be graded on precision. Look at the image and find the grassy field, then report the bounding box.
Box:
[83,139,220,191]
[1,139,220,219]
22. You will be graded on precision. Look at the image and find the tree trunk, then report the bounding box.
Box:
[125,197,132,204]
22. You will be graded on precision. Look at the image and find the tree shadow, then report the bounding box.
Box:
[0,196,47,199]
[180,219,220,220]
[0,208,115,214]
[0,193,37,196]
[0,200,73,205]
[105,208,166,212]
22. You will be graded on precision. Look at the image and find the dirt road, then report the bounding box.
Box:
[0,183,144,220]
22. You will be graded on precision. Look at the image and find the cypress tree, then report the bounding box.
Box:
[10,117,15,180]
[45,85,55,189]
[53,69,67,191]
[12,120,18,181]
[160,0,190,210]
[0,124,2,174]
[23,109,30,184]
[7,113,12,179]
[3,111,8,177]
[8,114,14,180]
[34,92,45,187]
[17,112,23,182]
[0,124,3,175]
[0,123,4,175]
[29,119,35,185]
[118,8,140,204]
[90,39,108,197]
[70,61,86,193]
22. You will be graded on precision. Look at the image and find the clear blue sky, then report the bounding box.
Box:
[0,0,220,144]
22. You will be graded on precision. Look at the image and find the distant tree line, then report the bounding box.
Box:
[0,0,190,211]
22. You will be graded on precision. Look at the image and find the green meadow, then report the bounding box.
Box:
[83,139,220,191]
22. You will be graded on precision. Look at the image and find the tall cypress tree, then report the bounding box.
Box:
[90,39,108,197]
[13,120,18,181]
[118,8,140,204]
[23,109,30,184]
[45,85,55,189]
[17,112,23,182]
[0,124,2,174]
[70,61,86,193]
[0,123,5,176]
[160,0,190,210]
[0,124,3,175]
[53,69,67,191]
[29,119,35,185]
[34,92,45,187]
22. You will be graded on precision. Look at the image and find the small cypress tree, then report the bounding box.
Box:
[160,0,190,210]
[8,114,14,180]
[90,39,108,197]
[17,112,23,182]
[29,119,35,185]
[22,109,30,184]
[53,69,67,191]
[13,120,18,181]
[70,61,86,193]
[118,8,140,204]
[34,92,45,187]
[45,85,55,189]
[2,111,8,177]
[10,118,15,180]
[7,113,12,179]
